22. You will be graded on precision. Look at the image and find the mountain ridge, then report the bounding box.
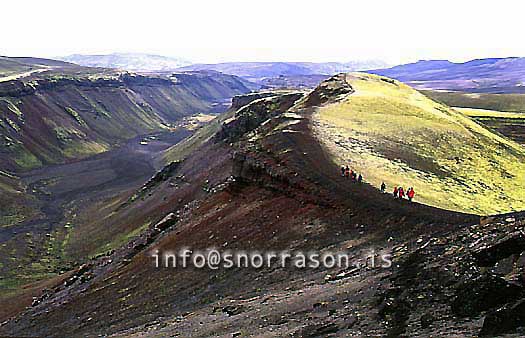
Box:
[178,60,390,81]
[369,57,525,92]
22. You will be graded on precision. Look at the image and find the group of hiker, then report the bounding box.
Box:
[340,164,416,202]
[383,182,415,201]
[340,165,363,183]
[391,185,415,201]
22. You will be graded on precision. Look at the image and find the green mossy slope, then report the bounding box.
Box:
[313,73,525,215]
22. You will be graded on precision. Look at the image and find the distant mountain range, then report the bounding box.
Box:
[22,54,525,93]
[58,53,192,72]
[178,60,390,82]
[57,54,388,78]
[369,57,525,93]
[55,54,390,88]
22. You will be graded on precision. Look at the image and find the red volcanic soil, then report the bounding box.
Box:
[1,79,524,337]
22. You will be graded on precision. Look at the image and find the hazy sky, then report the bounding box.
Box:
[3,0,525,64]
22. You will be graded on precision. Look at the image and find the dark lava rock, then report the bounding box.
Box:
[492,254,517,276]
[142,162,181,192]
[480,298,525,336]
[378,296,411,337]
[215,92,303,143]
[153,213,177,232]
[295,322,340,337]
[451,274,523,317]
[301,74,354,107]
[231,92,278,111]
[420,313,435,329]
[213,305,245,316]
[472,233,525,267]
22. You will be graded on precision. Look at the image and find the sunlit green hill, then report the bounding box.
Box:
[312,73,525,215]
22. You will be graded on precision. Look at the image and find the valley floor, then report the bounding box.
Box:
[0,129,191,297]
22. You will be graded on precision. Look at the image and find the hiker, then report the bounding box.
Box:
[381,182,386,193]
[341,165,346,177]
[398,187,405,199]
[352,172,357,181]
[345,166,350,179]
[393,186,398,198]
[357,174,363,183]
[407,187,415,202]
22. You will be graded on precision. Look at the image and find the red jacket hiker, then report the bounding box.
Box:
[393,186,398,197]
[408,188,415,201]
[399,187,405,199]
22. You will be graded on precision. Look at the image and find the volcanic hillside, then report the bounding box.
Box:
[0,68,250,228]
[312,73,525,215]
[1,74,525,337]
[0,71,250,172]
[0,66,252,304]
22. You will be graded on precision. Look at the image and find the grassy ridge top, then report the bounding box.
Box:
[313,73,525,215]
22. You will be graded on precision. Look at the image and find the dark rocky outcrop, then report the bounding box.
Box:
[215,92,303,143]
[480,299,525,336]
[451,274,523,317]
[230,92,279,111]
[213,305,245,316]
[301,73,353,107]
[142,162,181,192]
[231,152,294,193]
[472,233,525,267]
[0,74,167,97]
